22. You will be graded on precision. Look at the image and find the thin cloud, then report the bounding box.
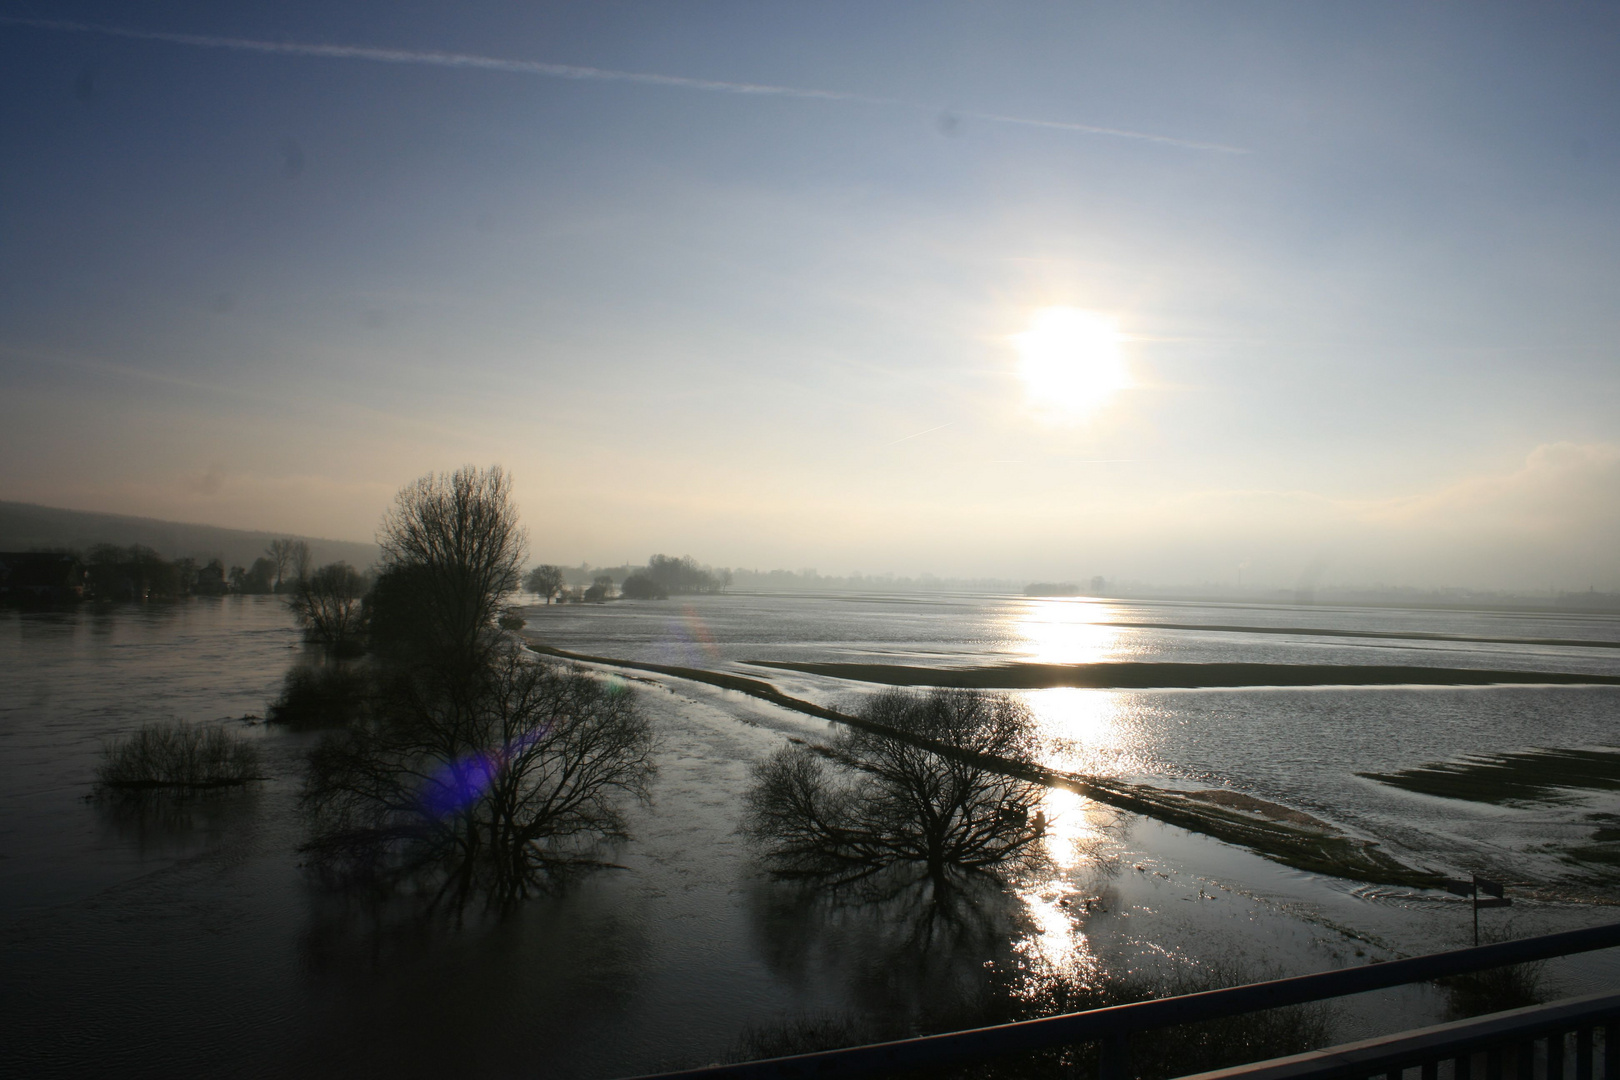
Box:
[1,16,1244,153]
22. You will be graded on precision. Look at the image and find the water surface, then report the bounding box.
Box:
[4,594,1618,1077]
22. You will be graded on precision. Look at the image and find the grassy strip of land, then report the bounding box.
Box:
[525,641,1439,887]
[1360,747,1620,805]
[745,659,1620,689]
[1090,620,1620,651]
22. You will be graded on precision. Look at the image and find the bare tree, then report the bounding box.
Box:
[524,564,564,604]
[266,539,295,592]
[745,689,1050,895]
[288,561,368,655]
[301,650,655,907]
[374,465,528,673]
[290,540,313,584]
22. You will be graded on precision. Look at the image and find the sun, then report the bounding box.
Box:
[1013,307,1129,418]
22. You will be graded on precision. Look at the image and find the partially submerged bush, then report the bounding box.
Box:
[1440,961,1546,1019]
[1439,927,1547,1019]
[287,561,368,656]
[97,721,261,792]
[267,664,371,730]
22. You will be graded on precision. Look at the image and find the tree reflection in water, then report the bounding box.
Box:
[743,868,1332,1079]
[743,689,1062,1031]
[747,866,1034,1030]
[93,784,264,860]
[737,689,1327,1076]
[300,649,656,913]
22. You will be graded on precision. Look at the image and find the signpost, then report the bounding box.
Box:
[1444,874,1512,945]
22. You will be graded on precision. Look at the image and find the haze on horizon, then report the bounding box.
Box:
[2,2,1617,592]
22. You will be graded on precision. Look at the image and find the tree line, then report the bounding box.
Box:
[57,539,325,600]
[522,553,732,603]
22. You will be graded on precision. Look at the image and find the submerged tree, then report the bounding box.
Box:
[266,538,295,592]
[524,563,564,604]
[290,540,313,584]
[373,465,527,676]
[301,466,656,911]
[745,689,1050,895]
[645,554,723,595]
[302,650,655,907]
[239,556,278,594]
[288,561,368,655]
[618,571,668,600]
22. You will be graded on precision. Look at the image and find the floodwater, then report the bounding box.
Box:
[524,592,1620,886]
[2,593,1618,1078]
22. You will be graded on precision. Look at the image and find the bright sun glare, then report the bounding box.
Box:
[1014,307,1129,418]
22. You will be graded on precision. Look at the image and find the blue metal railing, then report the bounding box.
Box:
[619,921,1620,1080]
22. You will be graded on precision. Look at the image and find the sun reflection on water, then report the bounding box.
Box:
[1015,882,1092,975]
[1011,790,1123,982]
[1010,597,1122,665]
[1039,787,1095,870]
[1026,687,1134,777]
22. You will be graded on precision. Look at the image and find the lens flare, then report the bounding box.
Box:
[656,605,724,665]
[418,725,551,819]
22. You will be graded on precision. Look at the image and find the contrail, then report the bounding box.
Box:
[884,422,954,447]
[0,16,894,102]
[962,111,1245,154]
[2,16,1245,153]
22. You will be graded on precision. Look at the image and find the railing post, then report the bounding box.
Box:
[1578,1027,1594,1080]
[1099,1027,1131,1080]
[1551,1030,1567,1080]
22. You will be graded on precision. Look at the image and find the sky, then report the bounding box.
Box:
[1,2,1617,590]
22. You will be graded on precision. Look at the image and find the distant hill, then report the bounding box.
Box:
[0,501,379,571]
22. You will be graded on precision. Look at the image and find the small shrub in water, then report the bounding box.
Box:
[1437,925,1548,1020]
[97,721,261,791]
[267,664,371,729]
[1440,960,1546,1019]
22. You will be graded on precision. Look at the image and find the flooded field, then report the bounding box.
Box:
[3,593,1618,1077]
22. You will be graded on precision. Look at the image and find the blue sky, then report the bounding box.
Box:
[2,2,1617,588]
